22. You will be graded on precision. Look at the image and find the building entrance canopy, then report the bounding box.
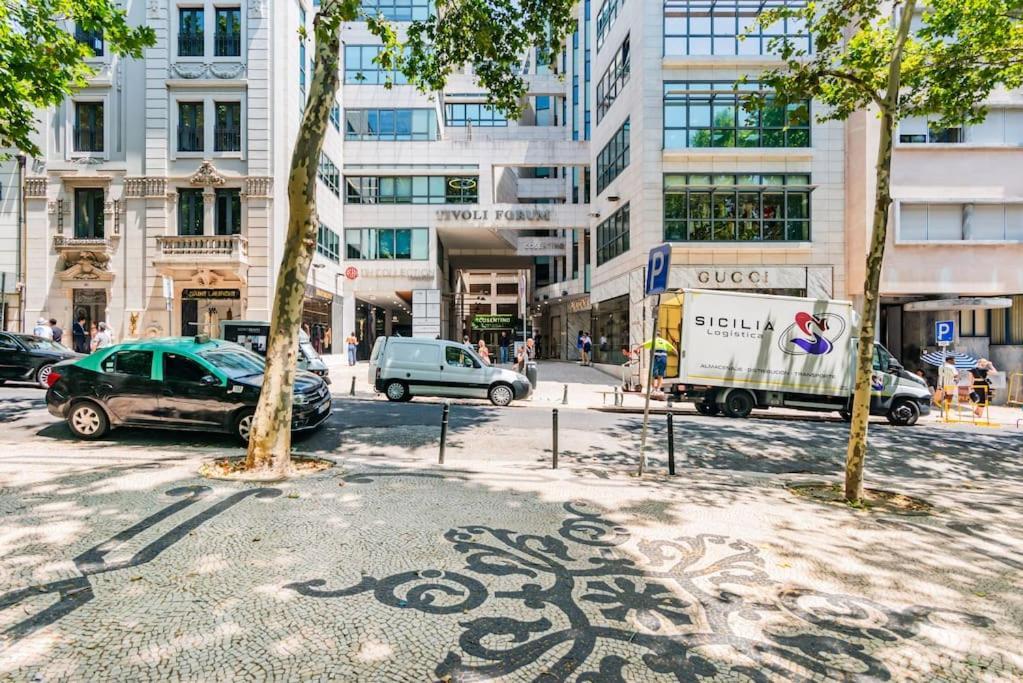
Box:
[903,297,1012,311]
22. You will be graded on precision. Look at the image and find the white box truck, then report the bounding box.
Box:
[656,290,931,425]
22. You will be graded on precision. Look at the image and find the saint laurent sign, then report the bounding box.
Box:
[435,208,552,221]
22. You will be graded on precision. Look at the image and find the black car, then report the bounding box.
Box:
[0,332,82,388]
[45,336,332,442]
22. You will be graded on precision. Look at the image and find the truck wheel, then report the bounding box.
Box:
[384,380,410,402]
[886,399,920,426]
[721,390,755,418]
[695,401,720,416]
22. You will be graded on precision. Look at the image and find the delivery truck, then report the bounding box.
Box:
[656,289,931,425]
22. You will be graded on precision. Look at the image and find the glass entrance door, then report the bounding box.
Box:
[73,288,107,333]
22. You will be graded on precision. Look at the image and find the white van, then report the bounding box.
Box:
[369,337,532,406]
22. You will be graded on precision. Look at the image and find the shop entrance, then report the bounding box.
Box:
[73,288,107,333]
[180,288,242,336]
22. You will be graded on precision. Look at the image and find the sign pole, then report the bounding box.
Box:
[638,293,660,476]
[637,243,671,478]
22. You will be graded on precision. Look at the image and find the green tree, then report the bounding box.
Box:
[751,0,1023,502]
[244,0,575,473]
[0,0,155,156]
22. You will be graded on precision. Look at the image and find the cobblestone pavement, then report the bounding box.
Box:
[0,387,1021,681]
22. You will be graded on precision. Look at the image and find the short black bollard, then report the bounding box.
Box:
[667,410,676,476]
[562,384,568,405]
[349,376,356,396]
[439,401,450,465]
[552,409,559,469]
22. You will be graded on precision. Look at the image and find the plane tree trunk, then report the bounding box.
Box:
[844,0,918,503]
[244,10,342,474]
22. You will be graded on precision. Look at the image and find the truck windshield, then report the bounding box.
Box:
[199,347,265,379]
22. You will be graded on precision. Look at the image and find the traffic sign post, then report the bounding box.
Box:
[638,245,672,477]
[935,320,955,345]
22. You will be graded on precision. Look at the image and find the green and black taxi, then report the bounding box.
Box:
[45,336,332,442]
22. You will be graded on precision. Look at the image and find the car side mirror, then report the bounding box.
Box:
[200,374,219,386]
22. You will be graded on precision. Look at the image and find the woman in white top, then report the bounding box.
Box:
[477,339,491,365]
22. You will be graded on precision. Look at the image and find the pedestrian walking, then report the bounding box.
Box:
[652,347,669,393]
[516,337,536,374]
[91,322,113,351]
[49,319,63,345]
[936,355,959,417]
[498,331,510,365]
[72,315,88,353]
[581,332,593,366]
[969,358,997,417]
[345,331,358,366]
[32,318,52,339]
[477,339,491,365]
[576,330,583,362]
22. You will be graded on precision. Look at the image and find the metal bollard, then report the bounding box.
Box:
[439,401,450,465]
[562,384,568,405]
[552,409,559,469]
[667,411,676,476]
[349,376,356,396]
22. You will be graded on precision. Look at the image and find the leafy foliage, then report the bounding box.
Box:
[0,0,155,156]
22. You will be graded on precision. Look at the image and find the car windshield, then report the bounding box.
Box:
[22,337,71,352]
[198,347,265,379]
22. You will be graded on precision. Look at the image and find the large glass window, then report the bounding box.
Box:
[596,203,630,265]
[74,188,105,239]
[359,0,432,21]
[75,25,104,56]
[663,174,812,242]
[345,228,429,260]
[664,0,810,56]
[664,82,810,148]
[344,45,408,85]
[178,8,205,56]
[330,103,341,130]
[596,0,625,51]
[345,176,478,204]
[214,7,241,57]
[596,118,629,196]
[215,188,241,235]
[178,102,204,152]
[596,36,629,123]
[318,154,340,196]
[178,188,205,236]
[444,103,507,127]
[317,224,341,262]
[214,101,241,151]
[899,203,1023,241]
[74,102,104,152]
[345,108,439,140]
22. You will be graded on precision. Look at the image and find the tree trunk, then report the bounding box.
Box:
[244,13,341,474]
[844,0,918,503]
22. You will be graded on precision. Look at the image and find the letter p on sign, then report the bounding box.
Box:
[935,319,955,344]
[645,244,672,296]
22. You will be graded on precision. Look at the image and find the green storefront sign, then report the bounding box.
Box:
[471,314,517,330]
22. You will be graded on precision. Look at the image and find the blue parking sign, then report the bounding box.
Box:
[645,244,671,296]
[935,319,955,344]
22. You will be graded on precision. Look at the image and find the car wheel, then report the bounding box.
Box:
[36,364,54,388]
[488,383,514,407]
[721,390,755,418]
[695,401,720,416]
[234,409,255,444]
[67,401,109,439]
[384,380,409,402]
[886,399,920,426]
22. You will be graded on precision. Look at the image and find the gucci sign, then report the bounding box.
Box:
[672,267,808,290]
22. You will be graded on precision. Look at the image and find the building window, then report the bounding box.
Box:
[75,25,104,56]
[444,103,507,127]
[73,102,104,153]
[596,203,629,265]
[215,188,241,235]
[214,101,241,151]
[214,7,242,57]
[317,224,341,262]
[899,203,1023,242]
[299,24,307,107]
[344,45,408,85]
[664,82,810,149]
[345,176,478,204]
[179,8,205,57]
[959,309,989,338]
[359,0,432,21]
[663,173,812,242]
[330,103,341,131]
[178,189,205,235]
[178,102,204,152]
[318,154,340,196]
[344,108,439,140]
[596,118,629,196]
[595,36,629,123]
[897,111,1023,144]
[664,0,810,57]
[74,188,105,239]
[596,0,624,51]
[345,228,429,260]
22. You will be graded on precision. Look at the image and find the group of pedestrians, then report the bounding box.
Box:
[458,331,534,372]
[576,331,594,366]
[936,355,999,417]
[32,316,112,353]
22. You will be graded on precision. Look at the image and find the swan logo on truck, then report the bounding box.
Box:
[779,312,847,355]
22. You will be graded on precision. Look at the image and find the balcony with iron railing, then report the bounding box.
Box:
[178,126,204,152]
[178,32,204,57]
[153,234,249,277]
[214,126,241,152]
[214,32,241,57]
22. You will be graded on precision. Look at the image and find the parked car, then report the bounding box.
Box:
[369,336,531,406]
[219,321,331,383]
[46,336,332,442]
[0,332,82,388]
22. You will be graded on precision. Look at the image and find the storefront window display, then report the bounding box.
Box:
[302,286,333,354]
[590,294,630,365]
